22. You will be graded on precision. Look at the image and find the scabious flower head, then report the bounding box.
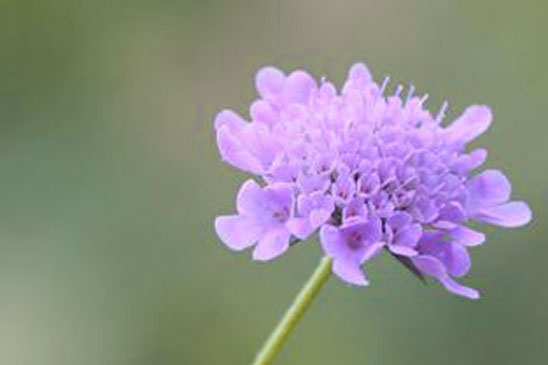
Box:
[214,63,532,299]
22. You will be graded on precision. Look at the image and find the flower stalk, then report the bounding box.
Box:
[253,256,333,365]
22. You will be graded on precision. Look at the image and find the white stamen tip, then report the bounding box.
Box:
[379,76,391,96]
[435,101,449,124]
[394,85,403,97]
[405,84,415,105]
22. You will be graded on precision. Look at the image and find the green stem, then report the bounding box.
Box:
[253,256,333,365]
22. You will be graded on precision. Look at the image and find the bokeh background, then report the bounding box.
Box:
[1,1,546,364]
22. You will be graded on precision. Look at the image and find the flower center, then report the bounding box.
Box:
[347,231,362,250]
[272,207,289,221]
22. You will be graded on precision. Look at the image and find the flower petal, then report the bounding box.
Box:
[235,179,265,215]
[418,234,472,277]
[348,63,373,86]
[263,183,295,216]
[394,223,422,248]
[342,63,373,94]
[445,105,492,145]
[252,228,291,261]
[476,201,532,228]
[214,109,247,131]
[215,215,263,251]
[446,243,471,277]
[286,217,313,240]
[467,169,511,209]
[451,148,487,175]
[439,276,480,300]
[449,226,485,246]
[332,259,369,286]
[319,224,343,258]
[284,70,316,105]
[362,241,386,262]
[250,100,278,127]
[387,211,413,231]
[309,209,332,228]
[343,197,367,221]
[412,255,479,299]
[388,244,418,257]
[256,66,285,101]
[438,202,466,224]
[216,126,264,174]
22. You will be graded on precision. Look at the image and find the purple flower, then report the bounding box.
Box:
[215,180,294,261]
[286,192,335,240]
[384,212,422,257]
[320,217,383,286]
[214,62,532,299]
[412,232,477,299]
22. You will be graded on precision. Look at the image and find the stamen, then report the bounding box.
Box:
[394,84,403,98]
[379,76,391,96]
[435,101,448,124]
[405,84,415,105]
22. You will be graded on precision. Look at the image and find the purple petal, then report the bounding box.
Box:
[467,169,511,209]
[362,241,386,262]
[418,236,471,277]
[387,212,413,231]
[467,149,488,169]
[236,179,265,216]
[237,180,294,222]
[435,202,466,229]
[446,243,472,277]
[216,126,264,174]
[357,173,380,198]
[309,209,332,228]
[284,70,316,105]
[319,224,342,258]
[412,255,446,277]
[411,195,439,223]
[243,124,282,169]
[388,244,418,257]
[394,223,422,249]
[286,218,313,240]
[328,218,383,263]
[311,153,337,176]
[342,63,373,94]
[476,201,532,228]
[451,149,487,175]
[343,217,383,247]
[342,197,367,222]
[445,105,492,145]
[298,173,330,194]
[412,256,479,299]
[438,202,466,223]
[250,100,278,127]
[449,226,485,246]
[330,218,382,263]
[298,192,334,217]
[348,63,373,86]
[215,215,264,251]
[214,110,247,131]
[317,82,336,102]
[440,276,480,300]
[262,183,295,218]
[332,259,369,286]
[255,67,285,101]
[252,228,291,261]
[332,175,356,206]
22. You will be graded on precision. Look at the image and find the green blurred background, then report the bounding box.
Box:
[1,1,546,364]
